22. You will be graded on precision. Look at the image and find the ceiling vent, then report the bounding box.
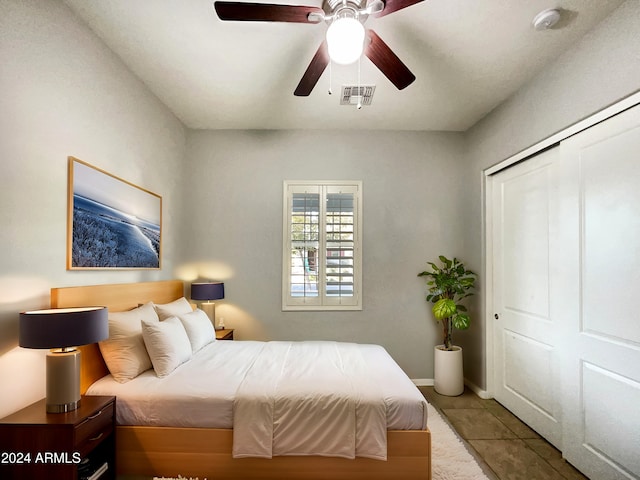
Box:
[340,85,376,106]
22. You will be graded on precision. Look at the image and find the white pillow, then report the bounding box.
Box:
[178,309,216,353]
[153,297,193,321]
[141,316,192,377]
[98,302,158,383]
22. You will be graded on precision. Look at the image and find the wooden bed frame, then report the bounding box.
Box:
[51,280,431,480]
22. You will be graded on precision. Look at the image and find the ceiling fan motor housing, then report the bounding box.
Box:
[322,0,383,23]
[326,0,365,13]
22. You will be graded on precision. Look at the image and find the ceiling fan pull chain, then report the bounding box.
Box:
[356,55,362,109]
[328,60,333,95]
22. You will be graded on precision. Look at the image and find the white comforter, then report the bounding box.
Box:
[87,340,427,460]
[232,341,387,460]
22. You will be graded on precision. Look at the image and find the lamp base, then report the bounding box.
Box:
[200,301,216,327]
[47,400,80,414]
[46,349,81,413]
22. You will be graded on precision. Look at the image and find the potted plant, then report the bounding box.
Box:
[418,255,477,396]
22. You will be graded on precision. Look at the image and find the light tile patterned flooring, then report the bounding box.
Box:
[419,386,589,480]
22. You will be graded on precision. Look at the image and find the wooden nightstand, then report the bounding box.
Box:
[0,395,115,480]
[216,328,234,340]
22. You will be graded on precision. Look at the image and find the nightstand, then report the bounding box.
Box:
[0,395,115,480]
[216,328,234,340]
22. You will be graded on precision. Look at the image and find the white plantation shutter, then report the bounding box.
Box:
[283,181,362,311]
[289,188,321,303]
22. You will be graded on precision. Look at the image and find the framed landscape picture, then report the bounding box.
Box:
[67,157,162,269]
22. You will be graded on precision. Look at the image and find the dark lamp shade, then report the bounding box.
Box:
[19,306,108,349]
[191,282,225,301]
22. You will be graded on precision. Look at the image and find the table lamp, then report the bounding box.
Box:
[190,282,225,328]
[19,306,108,413]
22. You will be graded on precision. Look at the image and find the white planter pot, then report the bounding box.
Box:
[434,345,464,396]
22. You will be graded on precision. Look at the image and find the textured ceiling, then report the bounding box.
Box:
[63,0,624,131]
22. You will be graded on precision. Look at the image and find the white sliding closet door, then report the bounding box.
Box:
[557,104,640,480]
[491,147,563,449]
[491,102,640,479]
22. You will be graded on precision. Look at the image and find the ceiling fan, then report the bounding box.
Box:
[213,0,424,96]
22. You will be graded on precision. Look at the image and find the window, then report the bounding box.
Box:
[283,181,362,310]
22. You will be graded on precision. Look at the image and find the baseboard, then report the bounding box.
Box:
[464,379,492,399]
[412,378,492,399]
[411,379,434,387]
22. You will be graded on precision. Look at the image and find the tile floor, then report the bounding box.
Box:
[419,386,589,480]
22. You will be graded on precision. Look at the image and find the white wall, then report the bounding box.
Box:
[460,0,640,391]
[0,0,186,417]
[181,129,466,379]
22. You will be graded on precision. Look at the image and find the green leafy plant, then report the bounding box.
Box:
[418,255,477,350]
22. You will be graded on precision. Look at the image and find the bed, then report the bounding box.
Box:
[50,280,431,480]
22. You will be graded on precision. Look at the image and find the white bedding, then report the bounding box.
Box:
[87,340,427,459]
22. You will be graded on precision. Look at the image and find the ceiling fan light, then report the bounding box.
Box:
[326,17,365,65]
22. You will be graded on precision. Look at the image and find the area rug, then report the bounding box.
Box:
[153,403,490,480]
[428,402,491,480]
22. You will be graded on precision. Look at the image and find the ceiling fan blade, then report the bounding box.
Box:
[364,29,415,90]
[375,0,424,18]
[294,40,329,96]
[214,2,323,23]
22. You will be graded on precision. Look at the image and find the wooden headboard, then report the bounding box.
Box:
[51,280,185,394]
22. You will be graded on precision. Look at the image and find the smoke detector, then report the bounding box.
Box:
[532,8,561,30]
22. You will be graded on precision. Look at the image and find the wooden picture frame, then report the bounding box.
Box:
[67,157,162,270]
